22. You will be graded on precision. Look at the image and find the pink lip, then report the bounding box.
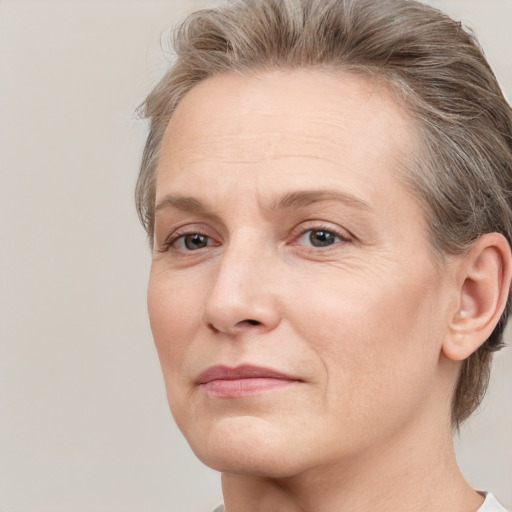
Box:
[196,364,301,398]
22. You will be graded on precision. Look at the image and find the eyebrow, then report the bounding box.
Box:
[269,189,374,213]
[154,189,374,217]
[155,195,213,216]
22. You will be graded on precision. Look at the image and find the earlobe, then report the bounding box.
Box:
[442,233,512,362]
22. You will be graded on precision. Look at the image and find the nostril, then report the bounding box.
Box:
[207,323,220,333]
[207,318,262,333]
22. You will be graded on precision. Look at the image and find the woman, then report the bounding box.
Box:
[136,0,512,510]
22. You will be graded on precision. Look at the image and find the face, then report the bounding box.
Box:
[148,70,455,478]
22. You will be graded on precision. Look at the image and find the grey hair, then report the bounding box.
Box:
[136,0,512,426]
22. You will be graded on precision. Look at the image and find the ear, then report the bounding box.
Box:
[442,233,512,361]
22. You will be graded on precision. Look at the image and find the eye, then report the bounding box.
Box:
[174,233,215,251]
[297,229,343,248]
[162,232,218,252]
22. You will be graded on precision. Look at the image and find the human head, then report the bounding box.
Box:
[136,0,512,426]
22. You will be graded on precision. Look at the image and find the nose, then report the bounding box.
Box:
[202,235,281,336]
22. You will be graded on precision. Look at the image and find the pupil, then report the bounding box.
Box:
[185,234,207,250]
[310,230,335,247]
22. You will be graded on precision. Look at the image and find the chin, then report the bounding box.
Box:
[182,414,313,478]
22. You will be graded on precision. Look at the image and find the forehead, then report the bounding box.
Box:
[156,69,419,213]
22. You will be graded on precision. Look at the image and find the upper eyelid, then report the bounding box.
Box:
[166,222,349,239]
[161,223,217,241]
[298,225,348,237]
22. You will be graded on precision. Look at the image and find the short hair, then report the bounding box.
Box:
[136,0,512,426]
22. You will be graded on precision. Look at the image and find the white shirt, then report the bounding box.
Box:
[478,493,509,512]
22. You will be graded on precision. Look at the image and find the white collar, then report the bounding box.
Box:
[478,493,509,512]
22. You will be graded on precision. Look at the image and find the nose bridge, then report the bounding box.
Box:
[202,228,280,334]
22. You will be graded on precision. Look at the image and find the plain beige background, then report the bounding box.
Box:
[1,1,511,511]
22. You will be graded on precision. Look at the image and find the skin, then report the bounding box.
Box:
[148,69,494,512]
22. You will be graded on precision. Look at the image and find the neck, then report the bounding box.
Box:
[220,415,483,512]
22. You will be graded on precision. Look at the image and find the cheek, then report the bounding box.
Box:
[147,268,203,374]
[290,268,444,415]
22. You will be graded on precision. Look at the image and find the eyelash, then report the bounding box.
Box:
[158,224,350,254]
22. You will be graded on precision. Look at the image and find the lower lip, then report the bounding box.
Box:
[202,377,297,398]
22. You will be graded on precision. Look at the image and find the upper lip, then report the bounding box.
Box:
[195,364,300,384]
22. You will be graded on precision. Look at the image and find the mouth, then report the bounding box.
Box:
[195,364,302,398]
